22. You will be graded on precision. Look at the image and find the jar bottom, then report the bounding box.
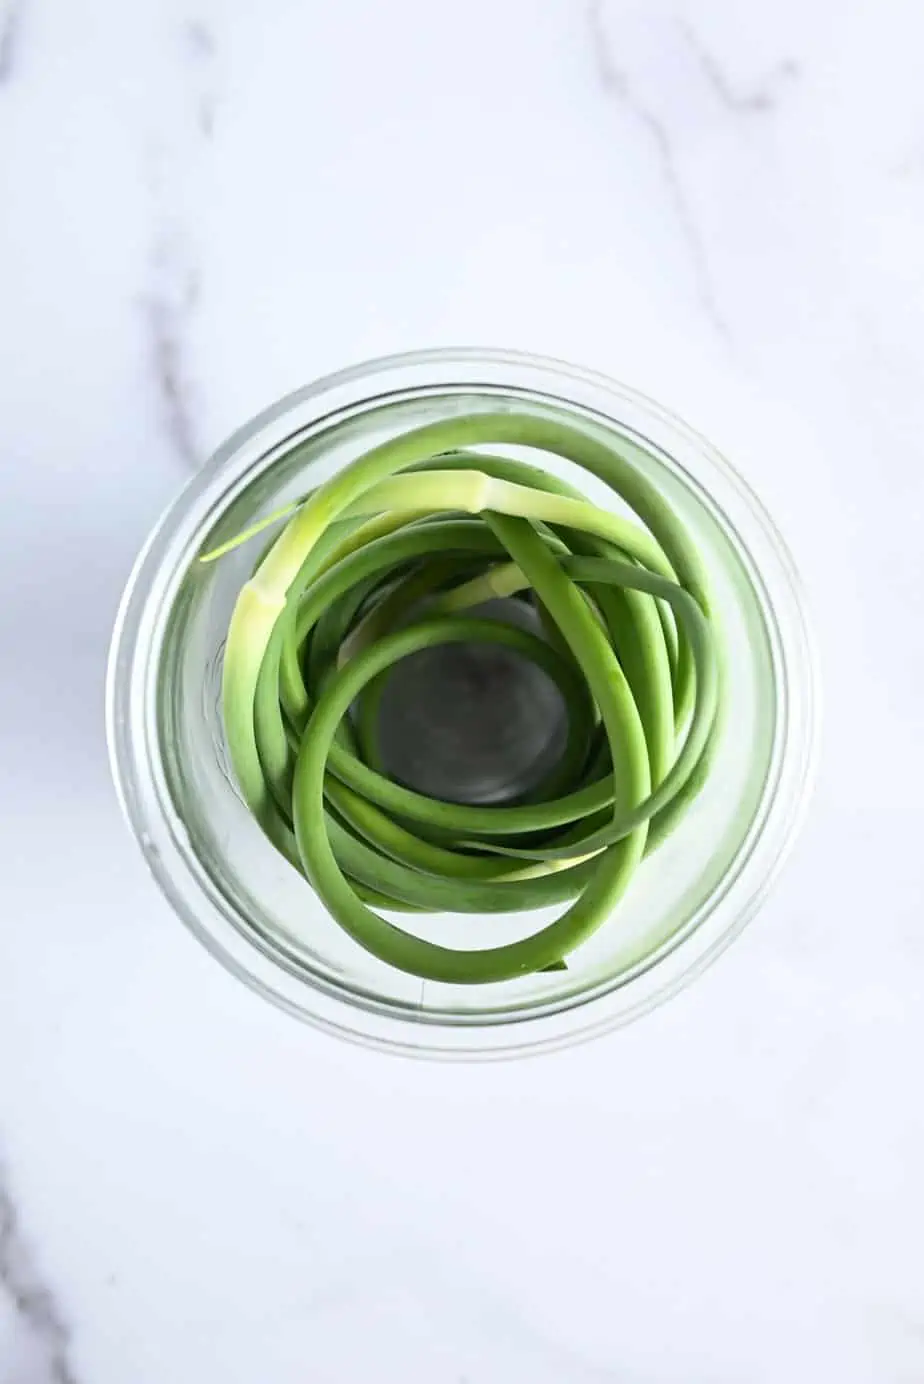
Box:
[372,597,569,806]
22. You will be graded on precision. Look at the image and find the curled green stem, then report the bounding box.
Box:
[211,409,720,983]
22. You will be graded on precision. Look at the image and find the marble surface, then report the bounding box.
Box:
[1,0,923,1379]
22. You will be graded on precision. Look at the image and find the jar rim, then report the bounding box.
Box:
[107,348,820,1058]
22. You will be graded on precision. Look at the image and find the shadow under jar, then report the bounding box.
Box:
[107,350,817,1057]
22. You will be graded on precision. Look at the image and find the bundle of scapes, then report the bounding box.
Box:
[204,412,722,985]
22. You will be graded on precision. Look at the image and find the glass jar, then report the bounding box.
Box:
[106,350,818,1057]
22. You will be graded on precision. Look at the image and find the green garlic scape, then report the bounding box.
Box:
[204,412,721,984]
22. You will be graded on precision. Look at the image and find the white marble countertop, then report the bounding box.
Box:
[1,0,923,1379]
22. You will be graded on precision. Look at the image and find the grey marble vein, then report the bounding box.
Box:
[143,246,201,468]
[185,18,215,59]
[0,1159,77,1384]
[138,19,220,468]
[678,18,798,115]
[586,0,730,342]
[0,0,24,84]
[184,19,217,138]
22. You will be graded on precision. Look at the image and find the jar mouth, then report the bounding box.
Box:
[107,349,819,1058]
